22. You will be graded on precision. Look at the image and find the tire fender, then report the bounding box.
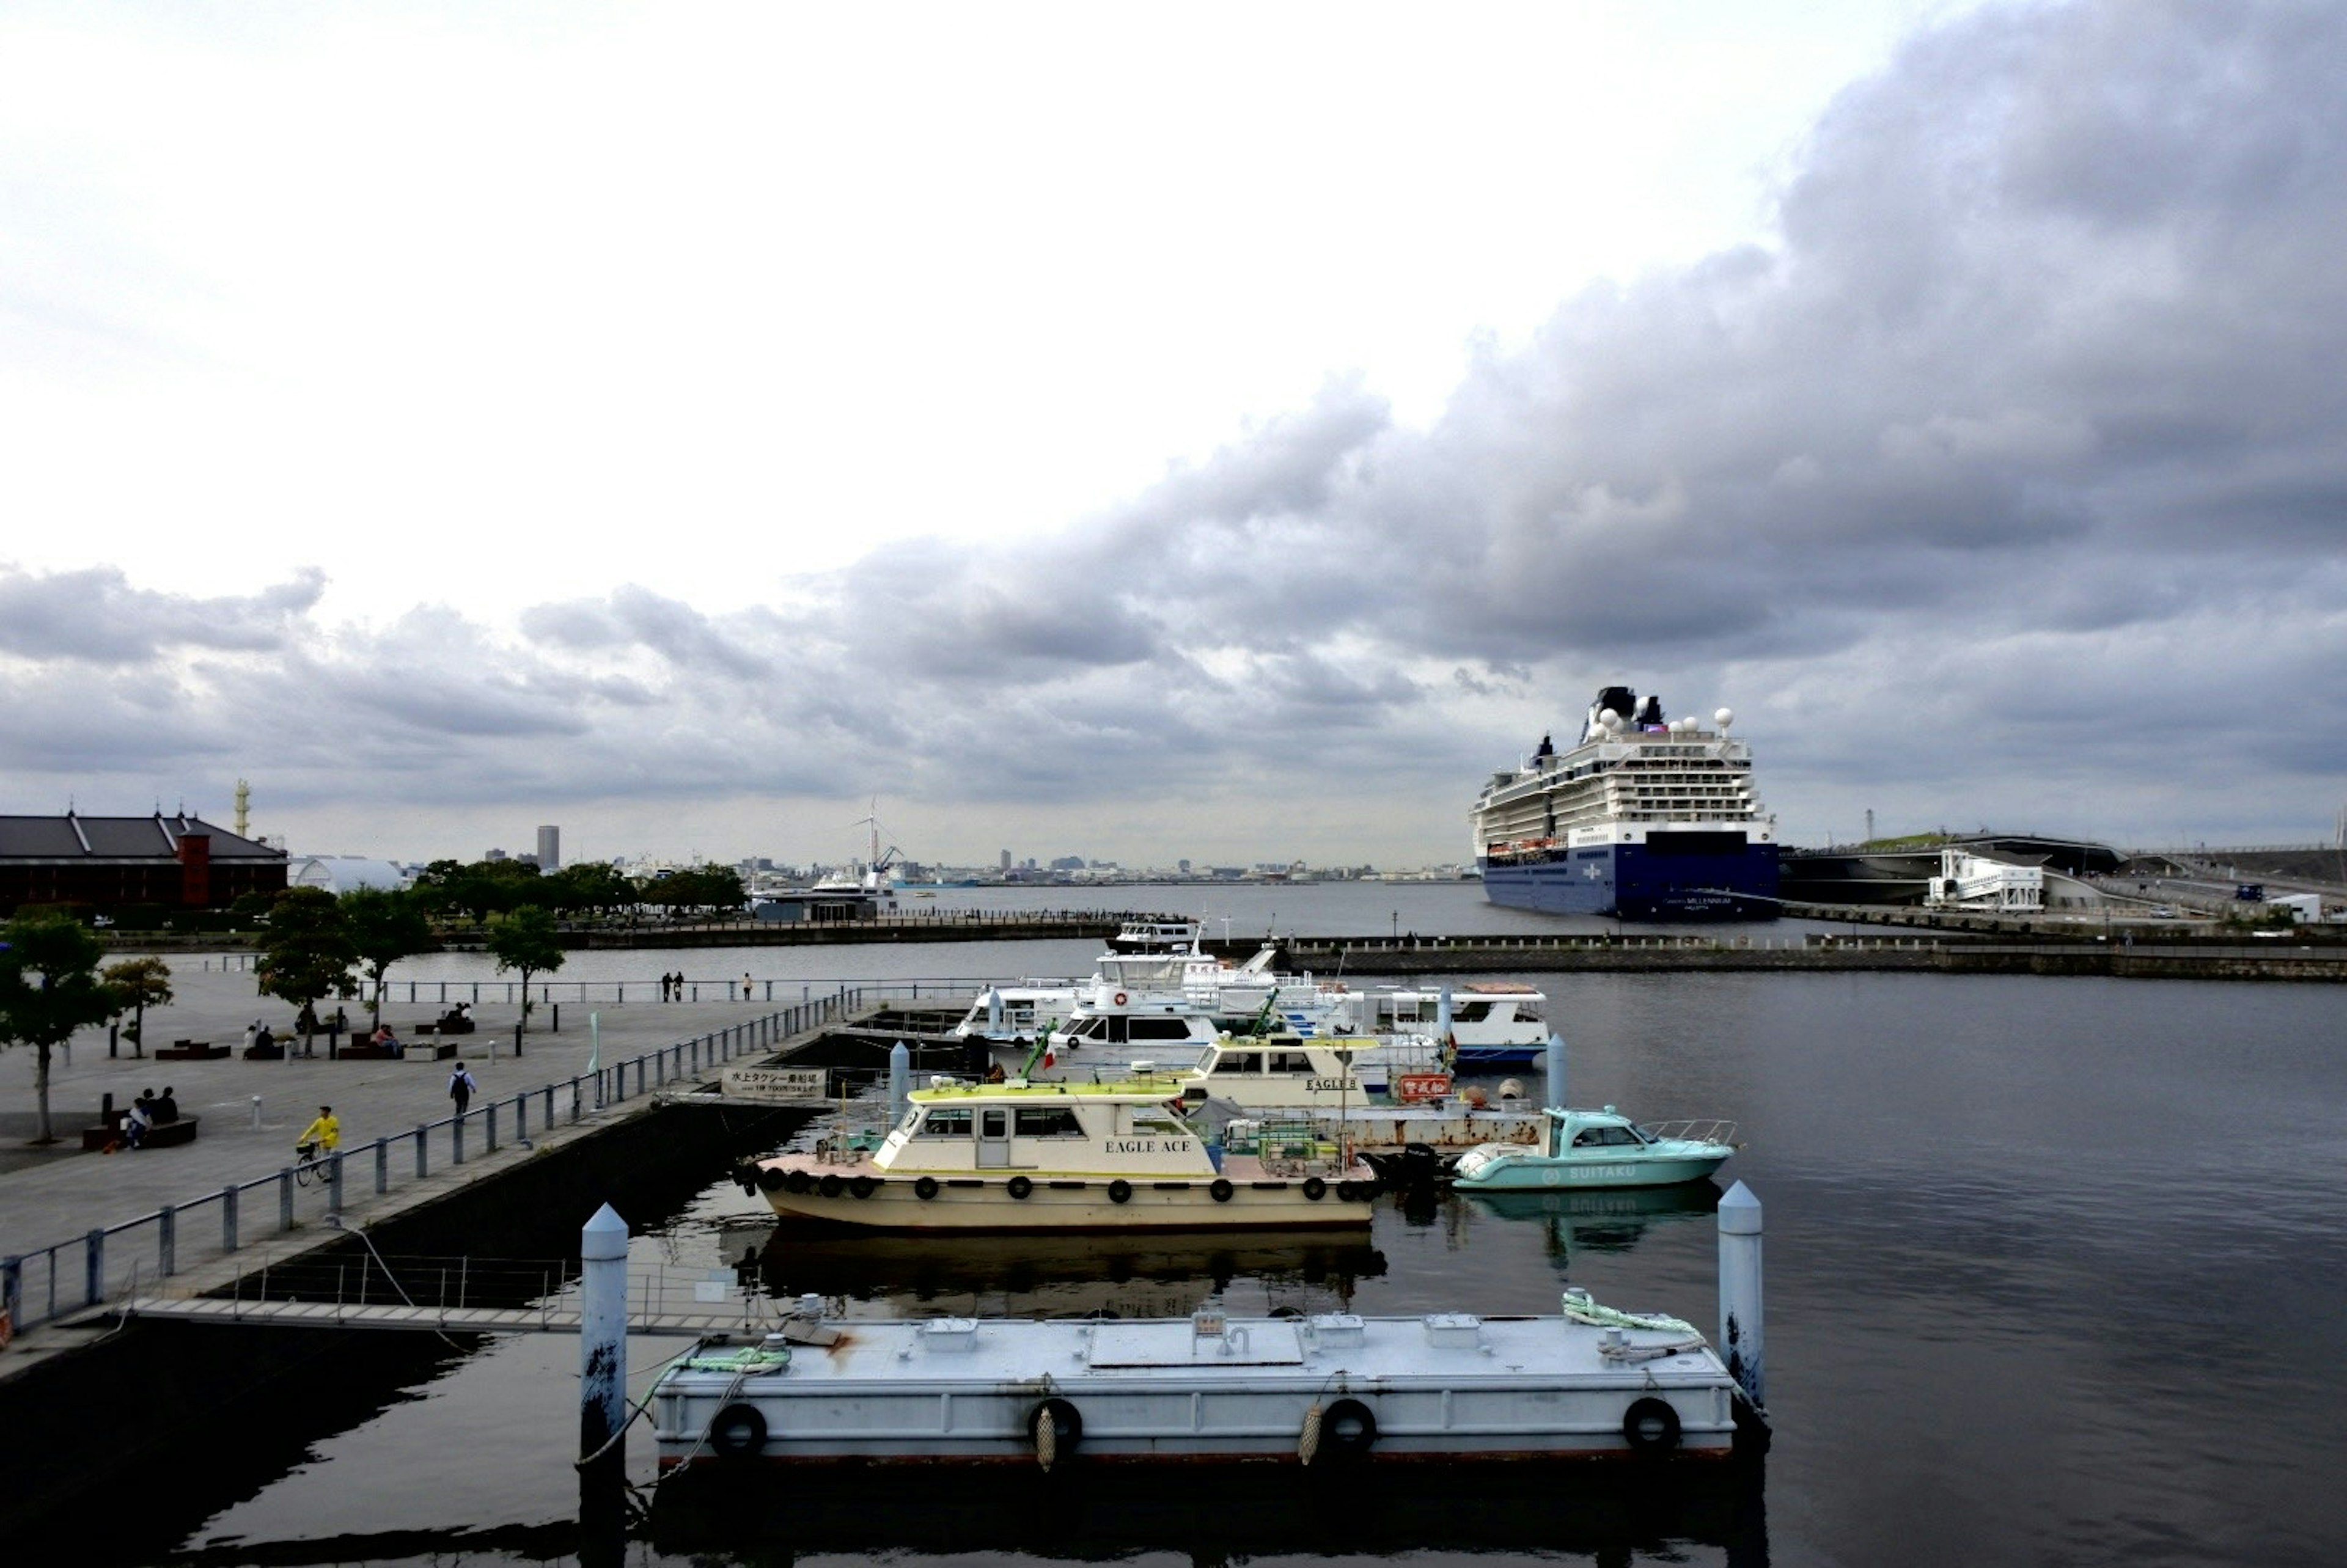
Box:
[709,1402,767,1459]
[1622,1396,1682,1454]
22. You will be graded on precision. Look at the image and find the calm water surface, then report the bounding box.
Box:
[166,887,2347,1565]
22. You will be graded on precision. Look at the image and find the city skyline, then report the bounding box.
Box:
[4,2,2342,863]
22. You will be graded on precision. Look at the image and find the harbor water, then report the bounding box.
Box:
[94,885,2347,1563]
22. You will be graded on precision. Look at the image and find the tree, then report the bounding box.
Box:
[0,914,117,1143]
[342,887,435,1030]
[255,887,358,1055]
[101,955,175,1060]
[487,904,565,1038]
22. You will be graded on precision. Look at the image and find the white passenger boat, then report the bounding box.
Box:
[651,1289,1750,1468]
[738,1074,1378,1230]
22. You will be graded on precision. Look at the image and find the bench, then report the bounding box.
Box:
[81,1112,200,1151]
[339,1042,403,1060]
[155,1038,229,1061]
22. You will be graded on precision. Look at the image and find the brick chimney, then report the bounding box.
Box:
[177,832,212,907]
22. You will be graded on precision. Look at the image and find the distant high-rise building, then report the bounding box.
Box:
[1000,849,1011,872]
[537,825,560,871]
[484,848,509,862]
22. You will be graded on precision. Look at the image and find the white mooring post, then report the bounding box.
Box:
[889,1041,911,1125]
[1544,1032,1567,1108]
[986,987,1003,1034]
[580,1204,630,1472]
[1716,1181,1765,1412]
[1436,985,1453,1041]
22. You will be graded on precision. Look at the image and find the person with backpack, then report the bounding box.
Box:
[449,1063,477,1115]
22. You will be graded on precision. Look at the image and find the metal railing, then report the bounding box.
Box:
[0,989,864,1339]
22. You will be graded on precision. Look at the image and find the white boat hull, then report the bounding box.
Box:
[753,1170,1377,1231]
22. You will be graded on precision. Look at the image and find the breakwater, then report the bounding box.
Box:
[1266,932,2347,981]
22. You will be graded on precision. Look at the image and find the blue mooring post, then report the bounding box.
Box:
[1544,1032,1567,1109]
[889,1041,910,1126]
[579,1204,630,1497]
[1436,984,1453,1041]
[1717,1181,1765,1414]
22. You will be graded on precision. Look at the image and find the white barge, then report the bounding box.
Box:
[652,1290,1751,1469]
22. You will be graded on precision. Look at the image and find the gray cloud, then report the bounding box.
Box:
[10,1,2346,857]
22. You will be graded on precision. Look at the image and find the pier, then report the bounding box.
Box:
[1269,927,2347,980]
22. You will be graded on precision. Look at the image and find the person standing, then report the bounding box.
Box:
[449,1063,477,1116]
[742,972,753,1002]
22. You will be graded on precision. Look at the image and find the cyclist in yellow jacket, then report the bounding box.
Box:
[296,1105,340,1161]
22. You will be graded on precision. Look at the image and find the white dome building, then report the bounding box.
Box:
[288,855,409,894]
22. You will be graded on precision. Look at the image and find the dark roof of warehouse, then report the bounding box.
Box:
[0,813,286,861]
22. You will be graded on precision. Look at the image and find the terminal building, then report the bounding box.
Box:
[0,811,288,917]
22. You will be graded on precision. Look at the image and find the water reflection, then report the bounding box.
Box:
[1458,1180,1721,1273]
[648,1459,1768,1564]
[724,1218,1385,1319]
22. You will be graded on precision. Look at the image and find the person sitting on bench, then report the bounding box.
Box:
[122,1096,153,1151]
[372,1023,403,1058]
[153,1086,180,1124]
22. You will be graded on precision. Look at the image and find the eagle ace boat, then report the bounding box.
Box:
[740,1075,1378,1231]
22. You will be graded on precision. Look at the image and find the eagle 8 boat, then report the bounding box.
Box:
[738,1073,1378,1230]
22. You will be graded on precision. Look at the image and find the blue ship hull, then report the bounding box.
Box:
[1480,840,1779,921]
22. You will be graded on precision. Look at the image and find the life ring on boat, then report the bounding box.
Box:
[709,1402,767,1459]
[1029,1398,1082,1468]
[1622,1396,1682,1455]
[848,1176,877,1199]
[1321,1398,1377,1456]
[1338,1180,1372,1202]
[1006,1176,1034,1201]
[1112,992,1128,1006]
[1107,1179,1134,1204]
[754,1165,787,1193]
[1301,1178,1328,1202]
[914,1176,940,1201]
[817,1173,845,1199]
[1210,1178,1234,1203]
[784,1169,814,1194]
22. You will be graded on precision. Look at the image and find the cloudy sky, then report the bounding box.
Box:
[4,0,2341,870]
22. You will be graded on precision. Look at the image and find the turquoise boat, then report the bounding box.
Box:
[1450,1105,1736,1191]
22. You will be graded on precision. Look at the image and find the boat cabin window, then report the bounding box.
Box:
[1128,1017,1196,1041]
[1127,1112,1186,1137]
[1452,1002,1493,1022]
[1013,1105,1085,1137]
[919,1108,973,1138]
[1065,1017,1107,1039]
[1572,1125,1642,1148]
[1211,1052,1260,1074]
[1269,1052,1315,1073]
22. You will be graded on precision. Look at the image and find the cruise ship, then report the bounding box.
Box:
[1471,686,1779,920]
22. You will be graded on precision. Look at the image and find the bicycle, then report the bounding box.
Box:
[292,1143,332,1186]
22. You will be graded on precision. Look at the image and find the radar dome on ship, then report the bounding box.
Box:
[1714,707,1733,730]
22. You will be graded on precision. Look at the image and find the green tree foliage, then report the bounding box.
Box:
[537,861,640,918]
[342,887,436,1029]
[654,866,748,917]
[412,858,545,922]
[487,904,566,1036]
[0,914,117,1143]
[255,887,359,1052]
[101,954,175,1059]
